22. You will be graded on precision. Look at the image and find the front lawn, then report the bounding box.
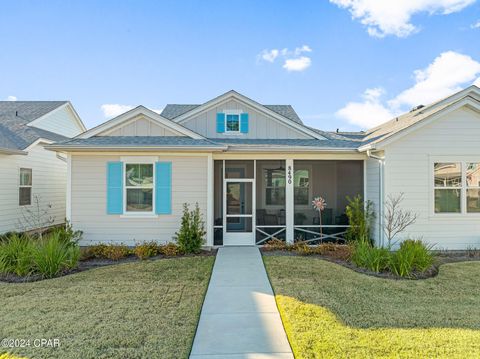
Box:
[1,257,214,359]
[264,256,480,358]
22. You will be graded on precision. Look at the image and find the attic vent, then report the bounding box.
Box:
[410,104,425,112]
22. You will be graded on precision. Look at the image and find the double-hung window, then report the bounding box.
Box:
[434,162,480,214]
[125,163,153,212]
[19,168,32,206]
[294,169,310,205]
[264,168,286,206]
[225,113,240,133]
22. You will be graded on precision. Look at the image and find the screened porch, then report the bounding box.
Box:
[213,159,364,245]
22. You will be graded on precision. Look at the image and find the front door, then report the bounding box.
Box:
[223,179,254,245]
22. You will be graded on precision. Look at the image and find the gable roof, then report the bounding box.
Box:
[360,85,480,151]
[161,103,303,124]
[168,90,325,139]
[77,105,206,140]
[0,101,70,151]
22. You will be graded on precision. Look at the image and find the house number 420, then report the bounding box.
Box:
[287,165,292,184]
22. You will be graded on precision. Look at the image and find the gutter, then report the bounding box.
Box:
[225,145,360,153]
[366,149,385,247]
[0,147,27,155]
[45,145,228,152]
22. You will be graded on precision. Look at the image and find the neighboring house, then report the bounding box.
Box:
[48,86,480,249]
[0,101,86,234]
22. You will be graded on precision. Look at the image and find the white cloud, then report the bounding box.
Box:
[101,104,163,118]
[336,51,480,128]
[336,87,394,128]
[260,49,279,63]
[258,45,312,72]
[283,56,312,72]
[101,104,134,118]
[330,0,476,37]
[472,20,480,28]
[6,95,17,101]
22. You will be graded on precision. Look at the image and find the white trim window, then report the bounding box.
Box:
[19,168,32,206]
[433,162,480,214]
[263,167,286,207]
[125,163,154,213]
[294,168,311,206]
[225,112,240,133]
[466,162,480,213]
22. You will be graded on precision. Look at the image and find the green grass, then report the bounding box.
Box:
[0,257,214,359]
[264,256,480,358]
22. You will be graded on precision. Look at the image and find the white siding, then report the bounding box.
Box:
[181,98,312,139]
[384,107,480,249]
[30,105,83,137]
[70,154,208,245]
[365,157,381,245]
[0,144,66,233]
[99,116,183,137]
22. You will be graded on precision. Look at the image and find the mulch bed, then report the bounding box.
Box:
[261,249,480,280]
[0,248,217,284]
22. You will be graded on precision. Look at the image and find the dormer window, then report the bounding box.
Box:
[226,114,240,133]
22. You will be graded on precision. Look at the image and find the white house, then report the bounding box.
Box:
[0,101,86,234]
[48,86,480,249]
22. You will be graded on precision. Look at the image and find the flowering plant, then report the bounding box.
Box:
[312,197,327,212]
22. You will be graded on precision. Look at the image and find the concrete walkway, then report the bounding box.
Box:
[190,247,293,359]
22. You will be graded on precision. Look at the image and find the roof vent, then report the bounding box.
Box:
[336,128,339,133]
[15,110,18,116]
[410,104,425,112]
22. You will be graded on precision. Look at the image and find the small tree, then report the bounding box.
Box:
[174,203,206,254]
[17,195,55,238]
[383,193,417,249]
[345,195,375,245]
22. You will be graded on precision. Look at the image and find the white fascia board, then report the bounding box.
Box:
[66,102,87,133]
[24,138,54,151]
[77,106,205,140]
[366,96,480,150]
[173,90,326,140]
[45,145,227,152]
[224,145,359,153]
[0,147,27,155]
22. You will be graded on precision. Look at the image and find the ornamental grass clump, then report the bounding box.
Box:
[0,233,35,276]
[351,240,390,273]
[390,239,434,278]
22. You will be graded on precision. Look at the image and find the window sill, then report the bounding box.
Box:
[120,214,159,219]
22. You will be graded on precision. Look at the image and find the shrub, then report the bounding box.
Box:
[351,240,390,273]
[0,233,36,276]
[263,238,289,251]
[314,243,353,261]
[390,239,434,278]
[134,242,160,260]
[32,232,80,278]
[292,241,313,255]
[101,245,131,261]
[345,195,375,244]
[52,221,83,247]
[160,243,181,256]
[174,203,206,254]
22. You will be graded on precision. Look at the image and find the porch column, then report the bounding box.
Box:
[206,154,214,247]
[286,158,294,244]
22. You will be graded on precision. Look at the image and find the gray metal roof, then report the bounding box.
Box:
[161,104,303,124]
[50,136,226,148]
[0,101,69,150]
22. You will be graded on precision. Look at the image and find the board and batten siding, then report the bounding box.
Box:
[30,105,83,138]
[71,154,208,245]
[181,98,312,139]
[99,116,183,137]
[0,144,67,233]
[384,107,480,249]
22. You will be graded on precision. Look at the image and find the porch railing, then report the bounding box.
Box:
[294,225,349,244]
[255,225,286,245]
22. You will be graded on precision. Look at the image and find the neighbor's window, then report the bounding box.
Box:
[225,114,240,133]
[125,163,153,212]
[466,163,480,213]
[19,168,32,206]
[434,162,461,213]
[294,169,310,205]
[264,168,285,206]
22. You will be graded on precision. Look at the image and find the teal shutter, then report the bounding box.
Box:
[216,113,225,133]
[155,162,172,214]
[107,162,123,214]
[240,113,249,133]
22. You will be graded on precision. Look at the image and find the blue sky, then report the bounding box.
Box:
[1,0,480,130]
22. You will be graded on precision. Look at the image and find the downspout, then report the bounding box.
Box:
[366,149,385,247]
